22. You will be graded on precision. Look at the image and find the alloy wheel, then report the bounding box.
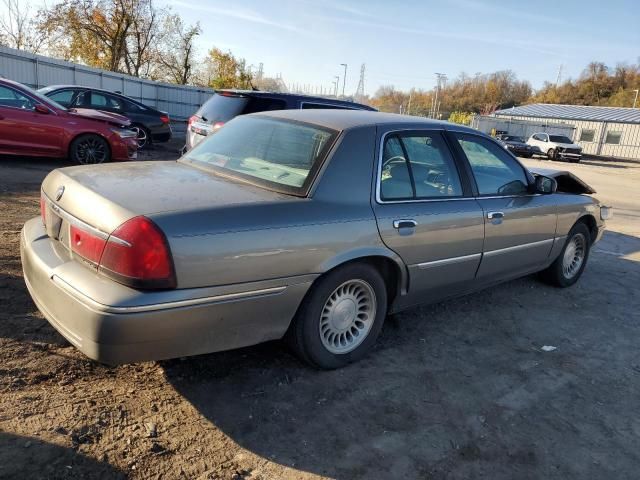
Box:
[132,126,148,149]
[319,279,377,354]
[562,233,586,279]
[76,137,107,164]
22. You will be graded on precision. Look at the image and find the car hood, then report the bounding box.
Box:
[69,108,131,127]
[42,160,292,234]
[553,142,581,149]
[528,166,596,194]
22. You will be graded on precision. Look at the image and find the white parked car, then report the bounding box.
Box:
[527,133,582,162]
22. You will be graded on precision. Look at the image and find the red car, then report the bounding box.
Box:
[0,78,138,164]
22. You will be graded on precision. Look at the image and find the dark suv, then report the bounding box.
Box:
[38,85,172,149]
[185,90,376,151]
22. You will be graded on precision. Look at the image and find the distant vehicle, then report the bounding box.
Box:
[185,90,376,151]
[22,110,608,368]
[0,78,137,164]
[527,132,582,162]
[495,134,534,158]
[38,85,172,149]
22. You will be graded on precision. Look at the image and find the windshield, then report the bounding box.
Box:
[549,135,573,143]
[181,115,338,195]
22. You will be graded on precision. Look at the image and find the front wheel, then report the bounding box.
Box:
[286,263,388,369]
[547,148,556,160]
[540,223,591,287]
[131,125,151,149]
[69,134,110,164]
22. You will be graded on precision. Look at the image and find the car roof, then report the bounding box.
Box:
[216,89,376,110]
[254,109,478,133]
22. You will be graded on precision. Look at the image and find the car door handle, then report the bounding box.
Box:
[393,219,417,229]
[487,211,504,220]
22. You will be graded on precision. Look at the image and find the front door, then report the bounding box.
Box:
[372,129,485,306]
[0,85,62,157]
[451,133,557,281]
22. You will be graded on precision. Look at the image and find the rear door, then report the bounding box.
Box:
[451,132,557,281]
[0,84,63,156]
[372,129,485,305]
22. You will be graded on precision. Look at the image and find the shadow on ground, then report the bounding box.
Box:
[0,432,126,479]
[162,231,640,479]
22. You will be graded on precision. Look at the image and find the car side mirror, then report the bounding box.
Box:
[535,175,557,194]
[34,104,50,114]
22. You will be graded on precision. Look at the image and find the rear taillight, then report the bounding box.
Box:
[212,121,224,130]
[70,224,107,265]
[99,216,176,289]
[160,114,170,124]
[40,193,46,225]
[188,115,197,126]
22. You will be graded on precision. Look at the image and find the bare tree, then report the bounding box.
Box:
[154,15,201,84]
[0,0,46,52]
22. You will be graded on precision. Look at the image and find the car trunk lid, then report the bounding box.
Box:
[41,160,291,238]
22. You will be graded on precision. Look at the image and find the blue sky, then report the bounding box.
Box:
[166,0,639,95]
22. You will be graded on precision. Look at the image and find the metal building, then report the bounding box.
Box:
[491,104,640,160]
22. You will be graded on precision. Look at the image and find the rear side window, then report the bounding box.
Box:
[380,132,463,201]
[301,102,353,110]
[243,97,286,114]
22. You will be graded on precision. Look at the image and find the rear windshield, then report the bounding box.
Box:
[549,135,573,143]
[181,116,338,195]
[197,94,249,123]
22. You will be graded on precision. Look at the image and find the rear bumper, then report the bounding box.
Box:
[20,217,313,364]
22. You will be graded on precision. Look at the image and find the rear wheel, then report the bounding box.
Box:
[540,223,591,287]
[70,134,110,164]
[286,263,387,369]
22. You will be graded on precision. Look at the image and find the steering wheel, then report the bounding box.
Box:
[382,155,407,169]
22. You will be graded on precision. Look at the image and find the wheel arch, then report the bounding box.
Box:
[314,247,409,309]
[575,213,598,243]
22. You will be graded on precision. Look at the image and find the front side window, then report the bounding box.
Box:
[579,129,595,142]
[0,85,34,109]
[380,132,463,201]
[455,134,529,196]
[605,131,622,145]
[182,116,337,195]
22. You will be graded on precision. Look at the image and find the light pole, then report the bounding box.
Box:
[632,89,639,109]
[332,80,338,97]
[340,63,347,97]
[334,76,340,97]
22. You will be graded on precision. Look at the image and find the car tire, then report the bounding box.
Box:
[286,263,388,369]
[539,222,591,288]
[132,124,151,149]
[547,148,556,160]
[69,134,111,164]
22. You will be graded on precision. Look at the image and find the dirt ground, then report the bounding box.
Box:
[1,145,639,479]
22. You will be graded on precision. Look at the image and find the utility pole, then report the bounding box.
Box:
[407,90,413,115]
[431,73,447,118]
[340,63,347,97]
[332,80,338,97]
[632,89,639,109]
[334,76,340,97]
